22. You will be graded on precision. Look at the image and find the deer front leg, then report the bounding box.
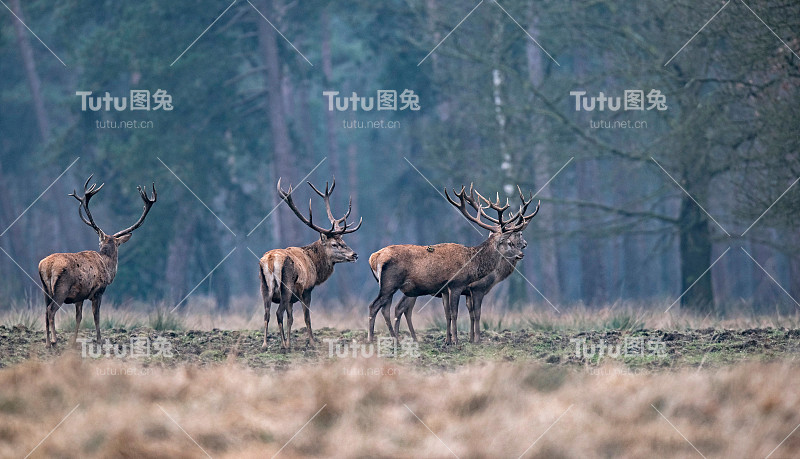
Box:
[465,294,475,343]
[301,291,315,345]
[91,295,102,342]
[471,291,486,344]
[72,301,83,344]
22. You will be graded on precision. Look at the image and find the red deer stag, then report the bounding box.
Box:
[392,187,538,343]
[38,175,157,347]
[368,185,538,345]
[259,179,361,350]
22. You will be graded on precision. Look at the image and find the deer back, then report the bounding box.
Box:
[370,240,500,296]
[260,247,319,295]
[38,251,116,302]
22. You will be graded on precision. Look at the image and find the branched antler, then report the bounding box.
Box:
[277,178,362,236]
[69,175,157,237]
[70,175,106,235]
[446,184,540,233]
[113,183,157,237]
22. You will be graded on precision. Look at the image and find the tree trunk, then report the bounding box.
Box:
[10,0,50,141]
[678,195,714,313]
[166,210,196,304]
[576,160,607,306]
[321,8,340,180]
[257,1,297,246]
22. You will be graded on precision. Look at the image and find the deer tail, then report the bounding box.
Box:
[261,254,286,300]
[368,252,382,284]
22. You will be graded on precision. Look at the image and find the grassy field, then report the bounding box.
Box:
[2,299,800,457]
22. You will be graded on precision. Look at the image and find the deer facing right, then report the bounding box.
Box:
[392,187,538,343]
[368,185,537,345]
[259,179,361,350]
[38,175,156,347]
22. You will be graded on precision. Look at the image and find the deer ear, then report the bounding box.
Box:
[319,233,328,243]
[116,233,132,244]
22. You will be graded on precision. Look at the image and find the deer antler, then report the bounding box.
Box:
[447,184,541,233]
[445,184,501,232]
[278,178,362,236]
[474,190,523,232]
[496,186,540,233]
[113,183,157,237]
[69,175,106,235]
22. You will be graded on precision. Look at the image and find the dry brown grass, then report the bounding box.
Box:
[2,357,799,458]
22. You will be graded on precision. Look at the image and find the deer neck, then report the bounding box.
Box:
[304,240,335,286]
[97,244,120,279]
[471,234,504,279]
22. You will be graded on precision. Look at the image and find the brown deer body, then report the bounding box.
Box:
[392,256,519,343]
[38,176,156,347]
[259,179,361,350]
[392,189,537,343]
[367,185,538,345]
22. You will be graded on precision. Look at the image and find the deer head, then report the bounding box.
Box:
[445,184,540,260]
[277,178,362,263]
[70,175,157,257]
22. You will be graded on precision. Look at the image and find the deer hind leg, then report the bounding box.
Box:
[301,291,315,345]
[394,296,414,339]
[91,295,102,342]
[44,294,59,348]
[381,298,396,339]
[276,279,294,350]
[72,301,83,344]
[48,304,59,346]
[368,285,397,343]
[262,303,271,351]
[404,297,418,342]
[447,288,463,346]
[441,291,452,345]
[44,291,51,346]
[276,303,286,349]
[259,268,272,350]
[285,302,294,351]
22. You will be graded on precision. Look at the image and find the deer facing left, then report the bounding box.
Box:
[38,175,157,348]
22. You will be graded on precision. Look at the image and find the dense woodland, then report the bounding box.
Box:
[1,1,798,314]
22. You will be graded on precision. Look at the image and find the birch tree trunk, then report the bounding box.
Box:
[525,13,561,302]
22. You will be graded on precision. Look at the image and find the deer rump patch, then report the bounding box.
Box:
[261,248,317,299]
